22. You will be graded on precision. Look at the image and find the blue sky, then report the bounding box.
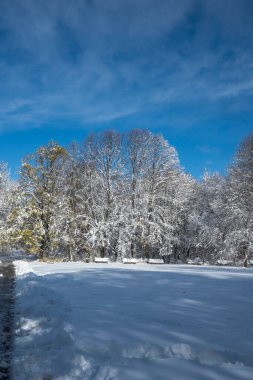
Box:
[0,0,252,178]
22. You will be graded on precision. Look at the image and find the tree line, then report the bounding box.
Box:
[0,129,252,266]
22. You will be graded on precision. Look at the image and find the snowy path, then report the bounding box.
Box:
[0,262,15,380]
[13,262,253,379]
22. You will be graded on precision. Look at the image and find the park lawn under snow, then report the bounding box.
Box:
[13,261,253,380]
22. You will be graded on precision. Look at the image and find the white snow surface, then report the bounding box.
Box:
[13,261,253,379]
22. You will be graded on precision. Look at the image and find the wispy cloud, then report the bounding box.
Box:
[0,0,253,131]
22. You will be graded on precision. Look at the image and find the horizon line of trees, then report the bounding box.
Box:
[0,129,252,266]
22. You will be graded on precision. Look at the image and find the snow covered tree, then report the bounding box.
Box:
[124,129,153,257]
[0,162,14,252]
[132,133,187,259]
[15,141,67,259]
[224,134,253,266]
[82,131,125,259]
[183,172,225,263]
[3,129,251,266]
[122,130,193,260]
[55,142,99,261]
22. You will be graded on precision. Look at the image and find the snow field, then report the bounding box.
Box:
[13,261,253,379]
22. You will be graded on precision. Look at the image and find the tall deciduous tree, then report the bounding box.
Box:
[225,134,253,266]
[16,142,67,259]
[2,129,252,267]
[83,131,124,259]
[0,162,14,252]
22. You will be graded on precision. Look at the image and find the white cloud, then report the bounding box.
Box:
[0,0,252,131]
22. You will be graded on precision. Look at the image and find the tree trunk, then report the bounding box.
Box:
[68,246,74,262]
[130,241,134,258]
[243,254,248,267]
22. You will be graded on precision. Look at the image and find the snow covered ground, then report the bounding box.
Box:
[13,261,253,379]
